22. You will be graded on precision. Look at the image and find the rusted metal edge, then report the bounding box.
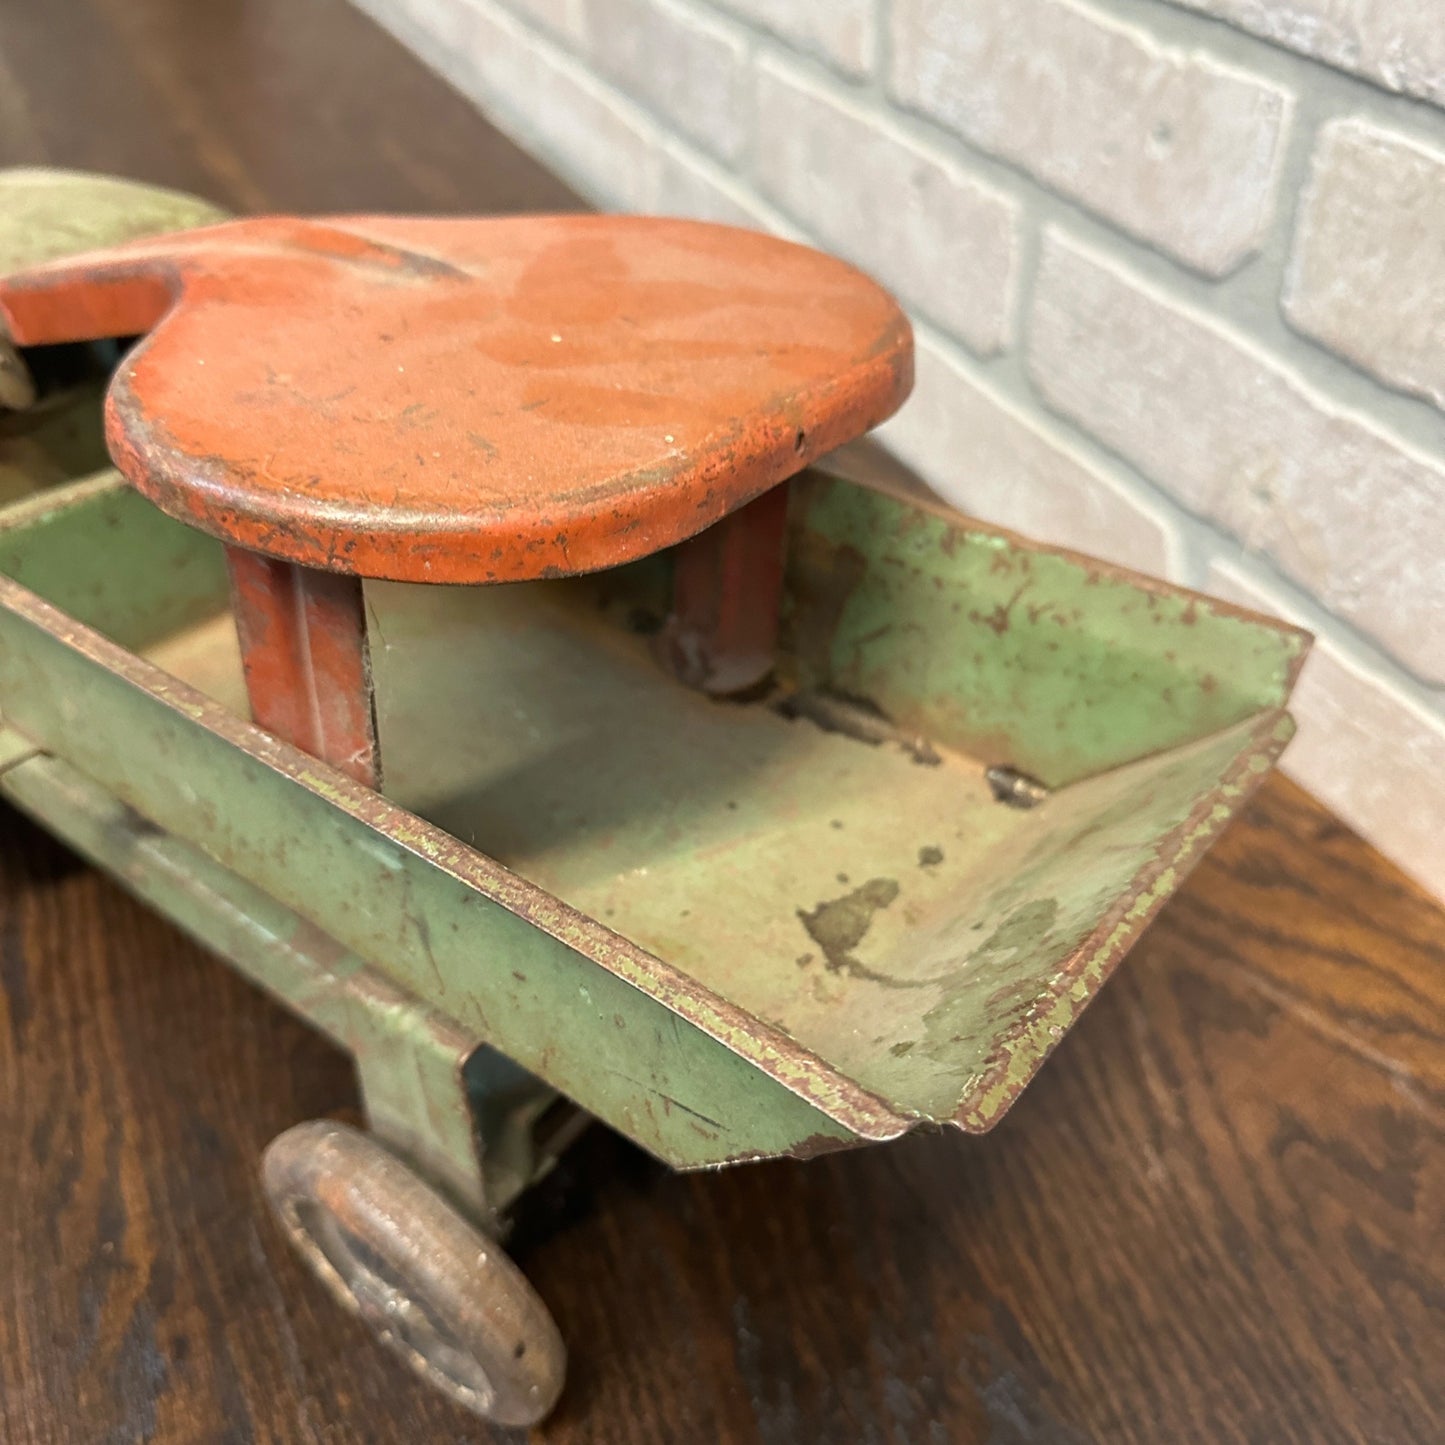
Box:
[952,705,1296,1134]
[0,540,909,1144]
[99,340,911,583]
[800,460,1315,704]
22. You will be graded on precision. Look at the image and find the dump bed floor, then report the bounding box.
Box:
[0,475,1302,1142]
[150,579,1034,1086]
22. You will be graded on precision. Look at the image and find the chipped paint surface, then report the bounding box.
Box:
[0,474,1308,1165]
[227,546,381,789]
[786,473,1310,787]
[955,711,1293,1131]
[0,214,911,583]
[798,878,901,974]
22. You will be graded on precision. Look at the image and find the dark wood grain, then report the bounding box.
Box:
[1,2,1443,1441]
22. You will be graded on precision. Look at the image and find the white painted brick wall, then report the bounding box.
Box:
[1208,558,1445,898]
[587,0,751,163]
[878,328,1175,574]
[351,0,1445,901]
[707,0,874,78]
[650,138,781,229]
[1285,119,1445,411]
[753,59,1019,356]
[1163,0,1445,109]
[1029,229,1445,684]
[353,0,662,209]
[887,0,1294,275]
[502,0,586,45]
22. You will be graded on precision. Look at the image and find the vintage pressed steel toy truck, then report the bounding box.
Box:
[0,170,1308,1426]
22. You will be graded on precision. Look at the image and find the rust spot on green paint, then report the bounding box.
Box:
[797,877,900,974]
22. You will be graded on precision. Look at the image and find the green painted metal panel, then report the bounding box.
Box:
[0,476,229,651]
[0,388,111,503]
[0,474,1307,1156]
[786,474,1308,787]
[826,708,1293,1124]
[356,570,1293,1130]
[0,574,888,1167]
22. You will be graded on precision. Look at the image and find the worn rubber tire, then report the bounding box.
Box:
[261,1120,565,1428]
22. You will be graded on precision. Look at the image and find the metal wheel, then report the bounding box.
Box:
[261,1120,565,1428]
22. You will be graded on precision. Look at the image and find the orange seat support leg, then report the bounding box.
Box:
[657,484,790,697]
[226,547,382,791]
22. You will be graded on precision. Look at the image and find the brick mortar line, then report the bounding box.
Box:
[1088,0,1445,133]
[909,315,1195,580]
[661,134,804,236]
[574,0,1445,461]
[752,22,1445,461]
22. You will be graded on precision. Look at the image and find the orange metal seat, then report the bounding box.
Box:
[0,214,913,787]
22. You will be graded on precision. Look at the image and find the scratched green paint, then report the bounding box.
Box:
[0,470,1306,1166]
[787,475,1308,788]
[825,709,1293,1122]
[0,560,879,1168]
[958,717,1292,1131]
[0,388,112,504]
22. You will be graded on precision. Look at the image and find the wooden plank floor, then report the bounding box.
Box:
[1,2,1442,1440]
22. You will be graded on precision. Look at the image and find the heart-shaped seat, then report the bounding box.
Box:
[0,213,911,581]
[0,213,913,789]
